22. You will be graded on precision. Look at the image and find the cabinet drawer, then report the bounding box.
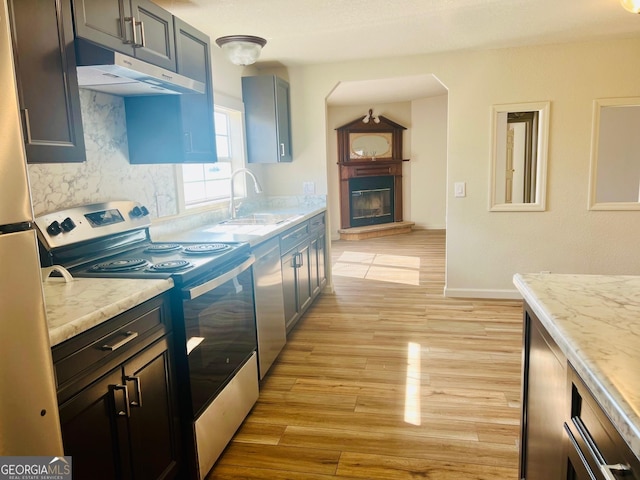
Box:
[565,364,640,479]
[280,221,309,253]
[53,293,171,400]
[309,213,325,233]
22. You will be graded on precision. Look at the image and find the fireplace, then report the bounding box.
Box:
[349,176,394,227]
[335,110,409,231]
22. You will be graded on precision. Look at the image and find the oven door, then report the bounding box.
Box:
[182,255,256,418]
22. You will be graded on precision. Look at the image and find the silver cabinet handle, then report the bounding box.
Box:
[134,19,145,48]
[111,384,130,417]
[184,131,193,152]
[280,143,285,157]
[101,331,138,351]
[125,375,143,407]
[123,17,136,45]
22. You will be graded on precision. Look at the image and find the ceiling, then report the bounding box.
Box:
[155,0,639,104]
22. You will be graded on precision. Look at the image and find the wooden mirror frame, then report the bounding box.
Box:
[336,110,406,164]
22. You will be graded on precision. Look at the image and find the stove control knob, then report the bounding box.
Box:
[130,206,142,218]
[46,220,62,236]
[60,217,76,232]
[140,206,149,216]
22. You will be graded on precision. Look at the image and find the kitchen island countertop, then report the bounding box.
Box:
[514,273,640,460]
[43,276,174,347]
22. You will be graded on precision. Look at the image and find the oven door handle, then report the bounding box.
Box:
[184,255,255,300]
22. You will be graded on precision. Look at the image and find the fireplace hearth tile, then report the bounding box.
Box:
[338,221,415,241]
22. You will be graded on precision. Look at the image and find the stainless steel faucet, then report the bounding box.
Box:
[229,168,263,218]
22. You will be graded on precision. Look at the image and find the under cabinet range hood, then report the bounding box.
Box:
[75,39,205,96]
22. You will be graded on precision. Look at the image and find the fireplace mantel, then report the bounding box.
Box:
[335,111,409,230]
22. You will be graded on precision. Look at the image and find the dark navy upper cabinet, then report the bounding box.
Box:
[242,75,292,163]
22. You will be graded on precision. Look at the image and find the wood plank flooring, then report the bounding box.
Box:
[206,230,524,480]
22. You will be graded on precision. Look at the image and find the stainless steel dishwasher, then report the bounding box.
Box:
[252,237,287,379]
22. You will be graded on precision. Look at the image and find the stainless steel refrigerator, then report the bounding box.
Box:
[0,0,63,455]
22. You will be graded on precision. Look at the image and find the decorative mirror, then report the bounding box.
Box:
[350,132,393,159]
[588,98,640,210]
[336,109,406,163]
[489,101,550,212]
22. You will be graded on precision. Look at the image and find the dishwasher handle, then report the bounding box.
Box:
[185,255,255,300]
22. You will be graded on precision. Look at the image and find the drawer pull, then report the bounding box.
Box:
[572,416,632,480]
[601,463,631,480]
[101,331,138,351]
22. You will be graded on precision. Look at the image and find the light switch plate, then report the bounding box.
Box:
[454,182,466,198]
[303,181,315,195]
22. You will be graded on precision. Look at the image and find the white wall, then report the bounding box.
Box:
[259,36,640,298]
[409,94,447,229]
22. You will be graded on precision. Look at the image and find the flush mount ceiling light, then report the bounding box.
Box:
[215,35,267,66]
[621,0,640,13]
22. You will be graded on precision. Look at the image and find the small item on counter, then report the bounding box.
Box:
[42,265,74,283]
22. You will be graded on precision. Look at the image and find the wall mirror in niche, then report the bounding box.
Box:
[489,101,550,212]
[588,98,640,210]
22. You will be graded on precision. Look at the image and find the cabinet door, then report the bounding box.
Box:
[243,75,292,163]
[125,336,181,480]
[297,244,312,314]
[130,0,176,71]
[72,0,135,56]
[520,307,566,480]
[9,0,85,163]
[310,233,326,297]
[174,17,216,162]
[274,76,292,162]
[281,250,299,332]
[59,367,131,480]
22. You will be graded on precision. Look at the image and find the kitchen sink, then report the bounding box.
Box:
[220,213,301,225]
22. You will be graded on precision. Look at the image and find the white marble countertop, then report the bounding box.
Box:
[43,276,174,347]
[514,273,640,459]
[156,206,326,247]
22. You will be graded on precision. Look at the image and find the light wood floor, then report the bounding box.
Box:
[206,230,524,480]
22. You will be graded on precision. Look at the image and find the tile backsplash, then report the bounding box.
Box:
[27,89,178,218]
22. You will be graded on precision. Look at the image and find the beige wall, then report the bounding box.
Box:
[409,94,447,229]
[259,36,640,298]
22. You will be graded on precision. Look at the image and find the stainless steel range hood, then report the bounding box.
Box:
[75,39,205,96]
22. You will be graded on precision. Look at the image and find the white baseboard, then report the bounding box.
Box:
[444,287,522,300]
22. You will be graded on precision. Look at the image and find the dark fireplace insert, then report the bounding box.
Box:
[349,176,394,227]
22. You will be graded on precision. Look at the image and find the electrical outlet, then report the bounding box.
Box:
[303,181,315,195]
[454,182,466,198]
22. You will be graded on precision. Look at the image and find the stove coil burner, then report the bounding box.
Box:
[183,243,231,255]
[144,243,182,254]
[149,260,193,272]
[91,258,150,272]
